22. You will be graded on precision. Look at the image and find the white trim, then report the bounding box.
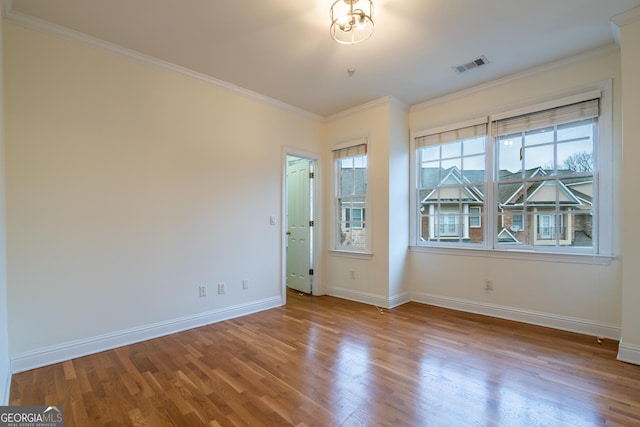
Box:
[328,250,373,259]
[1,370,10,405]
[617,340,640,366]
[410,44,619,112]
[389,292,412,309]
[611,6,640,28]
[596,79,614,257]
[409,245,615,265]
[326,286,409,309]
[332,137,371,253]
[610,7,640,48]
[326,96,393,122]
[2,5,322,122]
[410,81,613,257]
[10,296,282,373]
[411,291,621,340]
[388,96,409,112]
[282,147,323,297]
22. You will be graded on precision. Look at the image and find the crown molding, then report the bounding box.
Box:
[326,96,392,122]
[410,43,619,113]
[611,6,640,28]
[325,95,411,122]
[2,3,323,122]
[610,6,640,45]
[388,96,409,112]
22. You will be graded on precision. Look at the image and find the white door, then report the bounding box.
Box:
[539,214,553,240]
[286,157,313,294]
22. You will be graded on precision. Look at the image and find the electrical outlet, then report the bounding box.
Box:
[218,282,225,294]
[242,279,249,290]
[199,285,207,297]
[485,280,494,292]
[350,270,356,280]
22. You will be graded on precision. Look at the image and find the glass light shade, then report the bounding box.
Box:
[330,0,374,45]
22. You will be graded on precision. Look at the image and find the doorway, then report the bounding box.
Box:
[285,155,316,295]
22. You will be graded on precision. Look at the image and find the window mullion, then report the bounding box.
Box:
[486,122,496,249]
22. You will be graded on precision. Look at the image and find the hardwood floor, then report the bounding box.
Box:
[10,290,640,426]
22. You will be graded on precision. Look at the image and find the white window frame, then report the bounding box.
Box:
[470,206,481,228]
[410,81,614,263]
[346,207,365,229]
[411,117,488,248]
[439,210,461,237]
[332,138,371,254]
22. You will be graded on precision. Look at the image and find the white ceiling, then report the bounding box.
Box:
[5,0,640,117]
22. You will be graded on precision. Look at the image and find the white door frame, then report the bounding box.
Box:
[281,147,322,305]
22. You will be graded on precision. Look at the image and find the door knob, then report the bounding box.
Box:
[286,231,292,235]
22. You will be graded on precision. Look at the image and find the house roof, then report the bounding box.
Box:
[421,166,592,209]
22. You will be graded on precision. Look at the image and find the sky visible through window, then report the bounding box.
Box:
[420,121,594,176]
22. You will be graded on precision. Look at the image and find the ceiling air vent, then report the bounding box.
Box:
[452,55,490,74]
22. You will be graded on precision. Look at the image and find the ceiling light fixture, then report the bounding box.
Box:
[330,0,374,45]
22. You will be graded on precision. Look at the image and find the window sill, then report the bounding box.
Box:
[329,250,373,260]
[409,245,615,265]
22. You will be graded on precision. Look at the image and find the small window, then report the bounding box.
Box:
[345,207,365,229]
[334,141,368,251]
[511,213,523,232]
[470,206,481,228]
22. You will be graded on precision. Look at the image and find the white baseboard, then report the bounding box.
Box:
[326,287,410,309]
[11,296,282,373]
[1,369,10,405]
[10,290,630,374]
[326,287,388,307]
[389,291,411,308]
[618,340,640,365]
[411,291,621,340]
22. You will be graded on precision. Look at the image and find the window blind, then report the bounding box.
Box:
[333,143,367,160]
[493,98,599,137]
[415,123,487,148]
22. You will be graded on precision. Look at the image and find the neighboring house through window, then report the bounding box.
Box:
[495,97,599,249]
[334,139,368,252]
[411,85,612,257]
[416,122,487,245]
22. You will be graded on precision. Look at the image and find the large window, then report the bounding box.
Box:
[334,141,368,251]
[416,122,487,245]
[411,88,611,257]
[494,98,598,250]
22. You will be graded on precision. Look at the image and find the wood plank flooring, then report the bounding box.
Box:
[10,290,640,426]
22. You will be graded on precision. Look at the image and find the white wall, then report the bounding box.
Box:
[3,10,636,381]
[323,99,410,308]
[387,101,410,304]
[325,100,389,305]
[0,15,12,404]
[618,9,640,364]
[408,48,624,338]
[4,22,323,369]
